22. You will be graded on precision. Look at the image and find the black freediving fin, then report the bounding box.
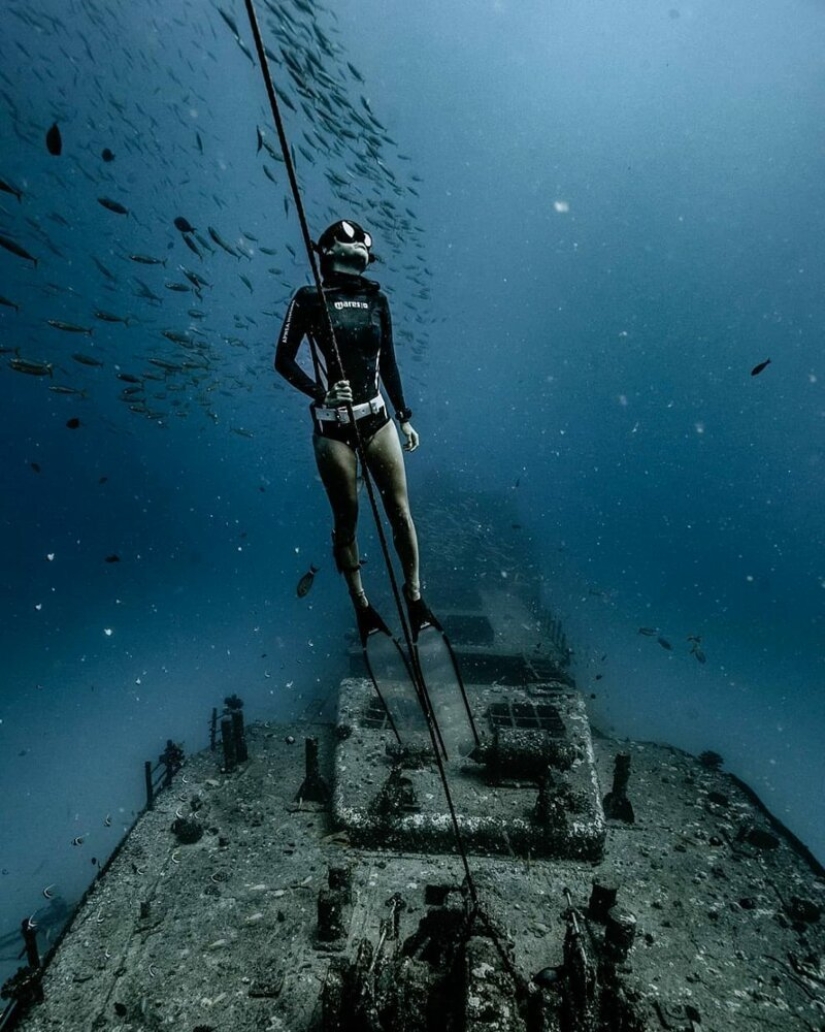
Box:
[359,607,432,746]
[406,604,480,758]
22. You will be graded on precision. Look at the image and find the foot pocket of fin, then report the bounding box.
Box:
[357,603,390,646]
[403,589,441,642]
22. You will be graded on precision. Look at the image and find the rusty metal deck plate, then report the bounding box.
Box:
[332,678,605,860]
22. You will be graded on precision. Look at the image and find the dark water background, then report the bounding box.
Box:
[2,0,824,980]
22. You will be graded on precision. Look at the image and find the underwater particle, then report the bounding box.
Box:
[104,628,113,636]
[553,200,569,213]
[101,148,115,162]
[46,122,62,155]
[46,553,55,561]
[751,358,771,377]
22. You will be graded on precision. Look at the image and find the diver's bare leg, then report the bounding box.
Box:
[365,421,421,599]
[313,433,368,605]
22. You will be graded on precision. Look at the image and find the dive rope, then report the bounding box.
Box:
[242,0,479,904]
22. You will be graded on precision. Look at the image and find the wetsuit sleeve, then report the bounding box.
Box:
[377,295,408,414]
[274,289,326,402]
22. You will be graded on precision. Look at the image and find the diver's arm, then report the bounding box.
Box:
[378,297,418,451]
[274,289,327,402]
[377,296,408,416]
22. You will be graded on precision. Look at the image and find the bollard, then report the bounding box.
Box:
[317,889,347,942]
[588,875,619,922]
[21,918,40,971]
[317,864,352,942]
[605,905,637,962]
[296,737,330,804]
[603,752,635,823]
[231,709,248,763]
[210,707,218,751]
[221,717,237,771]
[328,866,353,902]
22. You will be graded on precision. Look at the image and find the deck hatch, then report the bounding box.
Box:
[487,700,565,735]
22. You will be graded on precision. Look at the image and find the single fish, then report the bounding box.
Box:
[46,122,62,155]
[0,295,20,311]
[129,254,166,265]
[48,384,87,395]
[71,352,104,366]
[9,357,53,377]
[657,636,672,651]
[174,216,195,233]
[181,268,210,289]
[92,255,117,281]
[97,197,128,215]
[0,232,38,266]
[105,554,120,563]
[0,176,23,200]
[751,358,771,377]
[101,148,115,162]
[70,835,86,846]
[116,372,142,383]
[256,125,264,153]
[296,564,319,597]
[66,417,81,429]
[637,627,657,636]
[208,225,239,257]
[217,6,240,37]
[94,309,131,325]
[182,234,203,259]
[47,320,93,335]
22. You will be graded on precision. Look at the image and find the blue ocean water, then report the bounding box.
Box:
[1,0,823,982]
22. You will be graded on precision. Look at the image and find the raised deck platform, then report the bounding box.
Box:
[332,677,605,861]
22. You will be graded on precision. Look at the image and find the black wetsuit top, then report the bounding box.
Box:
[274,273,408,439]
